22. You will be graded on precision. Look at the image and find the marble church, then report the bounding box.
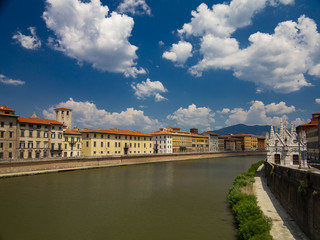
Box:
[266,119,307,166]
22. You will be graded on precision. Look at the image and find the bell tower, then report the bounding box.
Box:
[54,107,72,129]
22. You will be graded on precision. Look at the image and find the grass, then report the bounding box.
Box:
[227,160,272,240]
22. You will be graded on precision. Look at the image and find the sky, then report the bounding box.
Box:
[0,0,320,133]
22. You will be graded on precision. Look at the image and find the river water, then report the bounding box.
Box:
[0,155,265,240]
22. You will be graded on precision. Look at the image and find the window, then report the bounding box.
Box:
[28,142,33,148]
[9,122,13,128]
[0,131,4,138]
[9,143,12,148]
[0,122,4,127]
[52,126,55,130]
[77,137,80,142]
[44,132,48,138]
[65,144,67,149]
[115,142,117,147]
[29,131,33,137]
[93,141,96,147]
[9,152,12,158]
[101,142,103,147]
[144,143,146,148]
[86,141,89,147]
[20,142,25,148]
[130,143,132,147]
[119,142,121,148]
[58,133,62,139]
[134,143,136,148]
[36,142,40,148]
[108,135,110,139]
[9,132,13,138]
[51,133,55,138]
[65,137,68,142]
[58,143,62,150]
[37,131,41,138]
[77,144,80,150]
[0,143,3,149]
[87,134,89,138]
[44,142,48,148]
[37,124,41,129]
[138,143,140,148]
[107,142,110,148]
[94,134,96,138]
[101,134,103,138]
[51,143,54,150]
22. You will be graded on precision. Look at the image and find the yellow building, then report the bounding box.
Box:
[81,128,153,156]
[191,134,209,152]
[232,134,258,151]
[63,128,82,157]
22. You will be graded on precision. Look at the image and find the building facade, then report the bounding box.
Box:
[81,128,153,156]
[151,132,173,154]
[203,132,219,152]
[55,107,72,129]
[0,105,18,159]
[266,120,307,165]
[63,128,82,157]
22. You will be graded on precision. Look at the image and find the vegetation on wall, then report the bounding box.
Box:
[227,160,272,240]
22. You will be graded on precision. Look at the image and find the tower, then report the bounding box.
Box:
[55,107,72,129]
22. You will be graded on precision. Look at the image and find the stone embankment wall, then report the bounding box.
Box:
[264,161,320,240]
[0,151,266,177]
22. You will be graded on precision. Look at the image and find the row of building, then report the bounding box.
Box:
[0,104,266,160]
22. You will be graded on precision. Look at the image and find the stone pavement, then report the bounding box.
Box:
[253,165,310,240]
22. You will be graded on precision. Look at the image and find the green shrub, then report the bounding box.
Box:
[227,160,272,240]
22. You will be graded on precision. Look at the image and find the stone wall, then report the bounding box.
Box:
[0,151,266,177]
[264,161,320,240]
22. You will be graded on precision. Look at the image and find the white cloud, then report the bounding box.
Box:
[316,98,320,104]
[12,27,41,50]
[217,108,230,114]
[117,0,151,16]
[291,117,306,126]
[167,0,320,93]
[0,74,25,86]
[265,101,296,115]
[43,98,159,131]
[167,104,215,128]
[162,41,193,66]
[131,78,168,101]
[43,0,145,78]
[225,100,296,126]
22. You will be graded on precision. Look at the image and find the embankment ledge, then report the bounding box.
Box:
[0,151,266,178]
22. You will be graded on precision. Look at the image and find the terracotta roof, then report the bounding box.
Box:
[55,107,72,111]
[0,105,14,112]
[64,129,82,135]
[18,117,51,125]
[80,128,151,137]
[43,119,64,126]
[0,113,18,117]
[257,136,266,139]
[204,132,219,136]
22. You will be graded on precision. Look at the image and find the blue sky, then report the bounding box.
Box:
[0,0,320,132]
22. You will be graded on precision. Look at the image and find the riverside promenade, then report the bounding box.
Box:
[254,165,309,240]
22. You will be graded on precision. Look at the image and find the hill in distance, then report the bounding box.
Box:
[211,124,270,136]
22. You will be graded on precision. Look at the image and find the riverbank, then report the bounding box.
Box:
[0,151,266,178]
[254,164,309,240]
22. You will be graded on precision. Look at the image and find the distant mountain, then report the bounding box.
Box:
[211,124,270,136]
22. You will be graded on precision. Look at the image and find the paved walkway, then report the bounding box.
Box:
[253,165,310,240]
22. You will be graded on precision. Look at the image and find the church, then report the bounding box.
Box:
[266,119,307,166]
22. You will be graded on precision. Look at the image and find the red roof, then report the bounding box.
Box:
[18,117,51,125]
[65,129,82,135]
[80,128,151,137]
[0,105,14,112]
[43,119,64,125]
[55,107,72,111]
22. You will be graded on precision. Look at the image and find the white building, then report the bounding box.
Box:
[204,132,219,152]
[266,119,307,166]
[151,132,173,154]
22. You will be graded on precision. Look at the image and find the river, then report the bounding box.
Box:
[0,155,265,240]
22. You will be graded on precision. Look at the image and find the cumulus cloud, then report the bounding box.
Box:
[117,0,151,16]
[43,98,160,131]
[316,98,320,104]
[162,41,193,66]
[131,78,168,101]
[12,27,41,50]
[265,101,296,115]
[225,100,297,126]
[217,108,230,114]
[43,0,145,78]
[166,0,320,93]
[0,74,25,86]
[167,104,215,128]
